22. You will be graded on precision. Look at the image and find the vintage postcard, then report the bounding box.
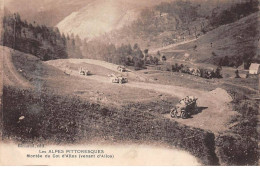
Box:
[0,0,259,166]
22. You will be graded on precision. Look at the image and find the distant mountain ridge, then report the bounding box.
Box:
[4,0,94,26]
[56,0,138,39]
[56,0,172,39]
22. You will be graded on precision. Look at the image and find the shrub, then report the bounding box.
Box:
[215,86,259,165]
[161,55,166,61]
[133,56,144,70]
[215,135,258,165]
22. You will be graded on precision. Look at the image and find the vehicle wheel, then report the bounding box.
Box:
[170,110,175,118]
[170,109,177,118]
[171,113,177,118]
[181,111,188,119]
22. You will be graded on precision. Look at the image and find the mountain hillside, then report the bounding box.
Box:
[162,11,260,68]
[92,0,258,49]
[56,0,171,39]
[4,0,94,26]
[81,0,258,68]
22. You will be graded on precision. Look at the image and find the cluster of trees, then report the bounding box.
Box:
[171,63,222,79]
[2,13,82,61]
[146,55,160,65]
[2,12,161,70]
[81,41,159,70]
[218,54,254,70]
[218,56,241,68]
[132,1,198,35]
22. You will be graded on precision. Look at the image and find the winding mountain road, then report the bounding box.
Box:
[46,58,238,133]
[0,45,239,133]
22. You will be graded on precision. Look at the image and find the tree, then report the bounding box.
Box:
[193,45,197,51]
[235,69,240,78]
[75,35,82,46]
[223,56,229,66]
[126,44,133,55]
[144,49,149,65]
[133,56,144,70]
[133,43,139,50]
[66,34,70,40]
[243,55,252,70]
[215,66,222,78]
[157,51,161,57]
[3,12,69,60]
[153,56,159,65]
[144,49,149,55]
[161,55,166,61]
[133,45,144,59]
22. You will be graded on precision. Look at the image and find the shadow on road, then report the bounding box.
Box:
[195,106,208,115]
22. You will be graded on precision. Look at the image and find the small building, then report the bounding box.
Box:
[249,63,260,74]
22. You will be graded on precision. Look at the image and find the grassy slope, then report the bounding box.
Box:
[164,11,259,65]
[8,47,175,108]
[2,46,219,165]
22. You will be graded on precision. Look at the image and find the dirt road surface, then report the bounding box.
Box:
[2,47,32,88]
[46,59,238,133]
[49,58,151,82]
[149,37,200,54]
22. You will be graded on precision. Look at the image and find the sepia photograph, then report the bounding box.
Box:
[0,0,259,166]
